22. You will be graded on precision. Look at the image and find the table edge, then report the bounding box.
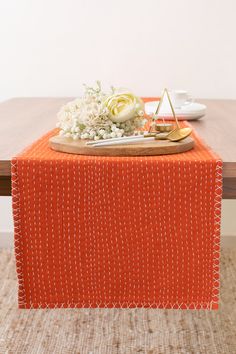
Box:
[1,160,236,198]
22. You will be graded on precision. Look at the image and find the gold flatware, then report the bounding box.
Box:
[164,89,192,141]
[163,127,192,142]
[154,128,192,142]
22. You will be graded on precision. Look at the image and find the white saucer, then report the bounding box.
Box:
[145,101,206,120]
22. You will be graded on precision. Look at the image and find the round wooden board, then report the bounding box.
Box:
[49,135,195,156]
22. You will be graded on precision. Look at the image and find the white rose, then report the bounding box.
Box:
[103,91,144,123]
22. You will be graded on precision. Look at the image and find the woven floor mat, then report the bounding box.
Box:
[0,248,235,354]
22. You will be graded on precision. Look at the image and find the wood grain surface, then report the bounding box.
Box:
[49,135,195,156]
[0,98,236,197]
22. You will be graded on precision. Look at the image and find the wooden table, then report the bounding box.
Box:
[0,98,236,198]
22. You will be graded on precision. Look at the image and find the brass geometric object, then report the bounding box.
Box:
[148,88,192,142]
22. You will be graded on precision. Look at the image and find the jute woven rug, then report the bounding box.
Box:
[0,249,235,354]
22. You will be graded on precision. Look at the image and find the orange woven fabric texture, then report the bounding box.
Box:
[12,98,222,309]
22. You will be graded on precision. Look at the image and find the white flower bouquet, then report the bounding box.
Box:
[56,82,146,140]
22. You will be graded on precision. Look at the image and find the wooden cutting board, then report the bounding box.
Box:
[49,135,194,156]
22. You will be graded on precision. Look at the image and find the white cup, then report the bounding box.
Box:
[170,90,193,108]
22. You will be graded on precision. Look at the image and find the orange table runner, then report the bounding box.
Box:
[12,99,222,309]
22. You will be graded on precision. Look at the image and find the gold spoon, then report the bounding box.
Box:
[150,88,192,142]
[164,89,192,141]
[154,127,192,142]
